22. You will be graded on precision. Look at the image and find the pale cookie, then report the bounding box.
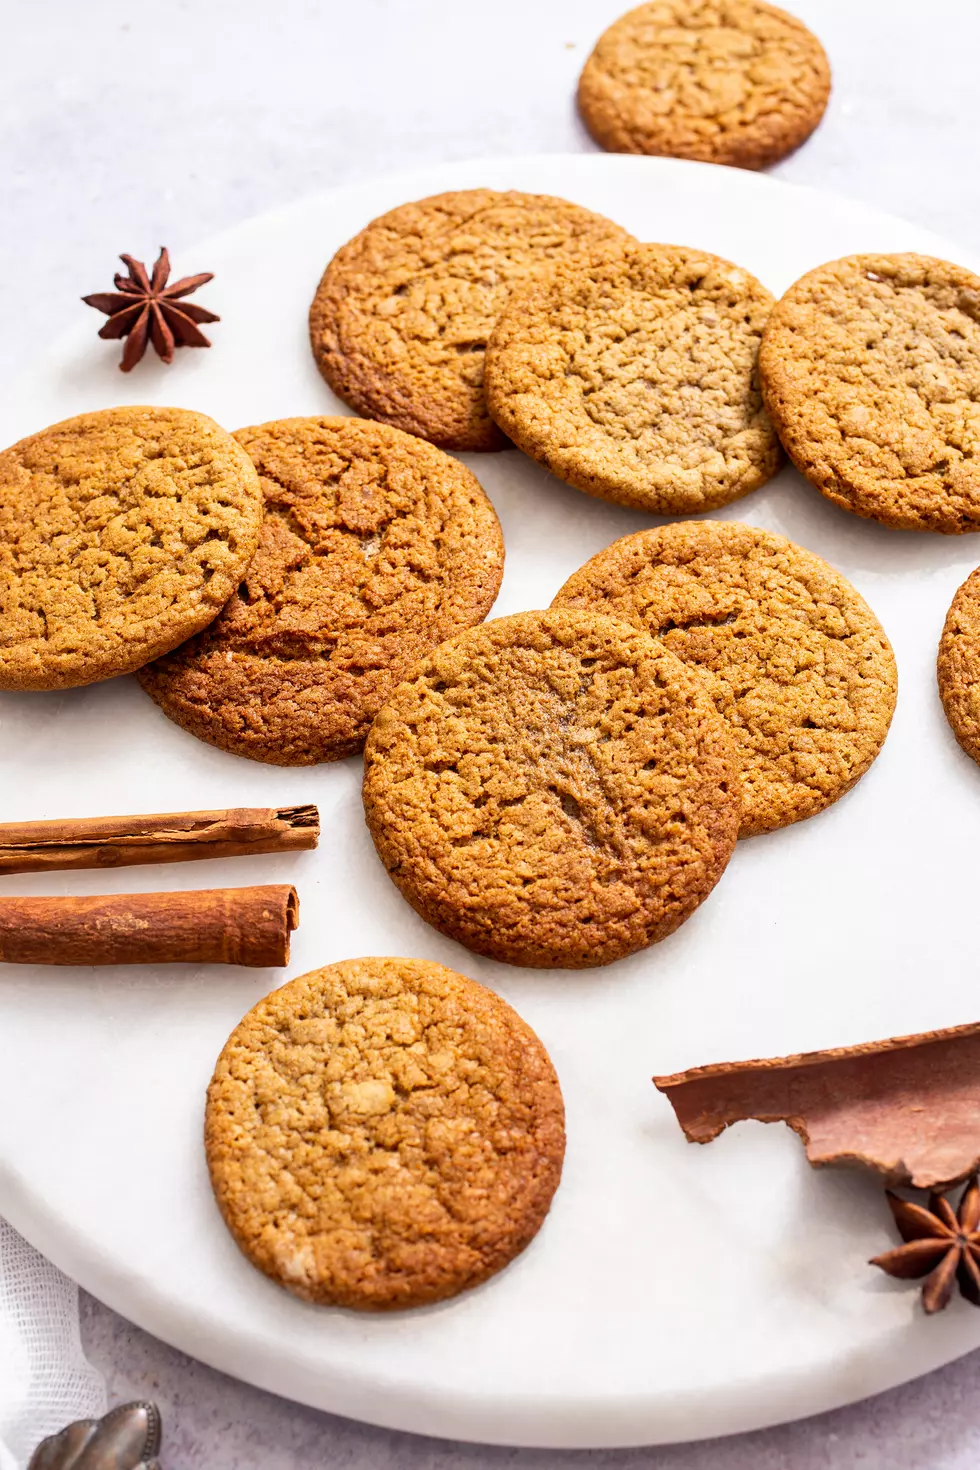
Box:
[760,253,980,533]
[205,956,565,1310]
[0,406,262,691]
[554,521,897,835]
[309,189,631,452]
[578,0,831,169]
[938,566,980,765]
[138,417,504,764]
[484,243,781,514]
[362,609,740,969]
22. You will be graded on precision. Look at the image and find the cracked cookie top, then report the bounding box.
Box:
[362,608,739,969]
[554,520,897,835]
[138,416,504,764]
[577,0,831,169]
[205,956,566,1310]
[760,253,980,532]
[308,189,632,453]
[484,243,782,514]
[0,406,262,691]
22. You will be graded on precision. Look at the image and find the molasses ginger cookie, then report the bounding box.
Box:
[938,567,980,765]
[0,406,262,691]
[578,0,831,169]
[554,521,897,835]
[309,189,631,452]
[362,609,740,969]
[760,254,980,533]
[205,956,565,1310]
[138,417,504,764]
[484,243,781,514]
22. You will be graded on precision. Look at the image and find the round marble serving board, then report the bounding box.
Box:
[2,153,980,1449]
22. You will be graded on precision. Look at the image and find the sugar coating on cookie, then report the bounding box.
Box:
[484,243,781,515]
[938,567,980,765]
[0,406,262,691]
[554,521,897,835]
[760,253,980,533]
[205,956,565,1310]
[138,416,504,765]
[308,189,632,453]
[578,0,831,169]
[363,609,739,968]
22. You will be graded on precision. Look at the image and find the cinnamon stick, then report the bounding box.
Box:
[0,806,318,876]
[0,885,299,967]
[653,1020,980,1191]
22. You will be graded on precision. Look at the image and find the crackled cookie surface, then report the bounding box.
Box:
[205,956,565,1310]
[138,416,504,764]
[0,406,262,691]
[363,609,740,968]
[484,244,781,514]
[578,0,831,169]
[760,253,980,532]
[938,567,980,765]
[554,521,897,835]
[309,189,631,452]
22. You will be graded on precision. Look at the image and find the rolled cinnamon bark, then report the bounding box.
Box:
[0,806,318,876]
[0,886,299,967]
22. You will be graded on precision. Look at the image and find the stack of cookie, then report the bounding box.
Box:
[0,406,507,763]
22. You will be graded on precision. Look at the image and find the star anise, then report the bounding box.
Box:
[82,247,219,371]
[870,1175,980,1313]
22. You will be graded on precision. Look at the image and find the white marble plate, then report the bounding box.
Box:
[2,154,980,1450]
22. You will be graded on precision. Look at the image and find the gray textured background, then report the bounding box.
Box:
[5,0,980,1463]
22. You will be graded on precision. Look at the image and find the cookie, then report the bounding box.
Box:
[938,566,980,765]
[362,609,739,968]
[577,0,831,169]
[484,243,781,514]
[0,406,262,692]
[205,956,565,1310]
[554,521,897,835]
[760,254,980,533]
[138,417,504,765]
[309,189,632,453]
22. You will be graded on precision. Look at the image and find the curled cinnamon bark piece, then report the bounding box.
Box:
[0,805,318,875]
[0,886,299,967]
[654,1022,980,1191]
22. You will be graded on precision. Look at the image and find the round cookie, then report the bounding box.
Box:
[554,521,897,835]
[362,609,740,968]
[205,956,565,1310]
[938,566,980,765]
[138,416,504,765]
[484,243,782,515]
[309,189,632,453]
[577,0,831,169]
[760,253,980,533]
[0,406,262,691]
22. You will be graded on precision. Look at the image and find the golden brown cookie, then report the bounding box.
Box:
[577,0,831,169]
[938,567,980,764]
[137,417,504,765]
[205,956,565,1310]
[554,521,897,835]
[760,254,980,533]
[484,243,781,514]
[363,609,739,968]
[0,406,262,691]
[309,189,632,453]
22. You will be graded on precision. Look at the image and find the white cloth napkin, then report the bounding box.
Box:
[0,1217,106,1469]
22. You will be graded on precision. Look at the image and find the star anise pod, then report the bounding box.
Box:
[82,247,219,371]
[870,1175,980,1313]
